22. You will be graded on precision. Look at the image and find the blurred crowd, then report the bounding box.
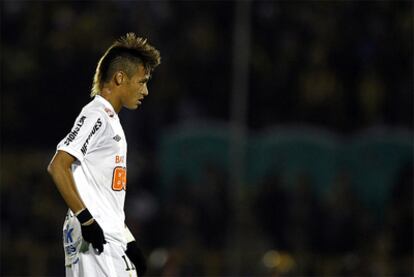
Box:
[127,160,413,276]
[1,1,412,147]
[1,151,412,276]
[1,1,413,276]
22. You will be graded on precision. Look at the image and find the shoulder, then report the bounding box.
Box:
[81,99,110,122]
[75,104,108,135]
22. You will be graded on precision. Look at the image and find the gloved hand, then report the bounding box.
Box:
[76,208,107,254]
[125,241,147,276]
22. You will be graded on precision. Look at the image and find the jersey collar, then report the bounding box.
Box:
[95,95,117,118]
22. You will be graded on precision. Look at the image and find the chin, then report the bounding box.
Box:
[125,104,138,110]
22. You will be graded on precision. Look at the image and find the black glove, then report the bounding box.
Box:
[76,209,107,254]
[125,241,147,276]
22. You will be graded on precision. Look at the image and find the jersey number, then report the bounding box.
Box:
[112,167,127,191]
[121,255,136,271]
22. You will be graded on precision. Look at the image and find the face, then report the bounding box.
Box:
[120,65,150,110]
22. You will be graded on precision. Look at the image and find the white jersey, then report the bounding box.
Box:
[57,95,128,264]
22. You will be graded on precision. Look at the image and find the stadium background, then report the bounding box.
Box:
[1,1,413,276]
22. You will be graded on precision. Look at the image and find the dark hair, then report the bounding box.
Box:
[91,33,161,97]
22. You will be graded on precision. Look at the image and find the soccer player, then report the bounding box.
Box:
[47,33,161,277]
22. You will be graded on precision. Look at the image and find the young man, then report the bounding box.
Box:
[47,33,161,277]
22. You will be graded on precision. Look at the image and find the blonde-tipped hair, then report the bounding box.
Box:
[91,33,161,97]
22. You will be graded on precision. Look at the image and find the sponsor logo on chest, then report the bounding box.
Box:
[115,155,125,164]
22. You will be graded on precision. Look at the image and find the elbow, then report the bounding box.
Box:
[47,161,58,176]
[47,151,74,177]
[47,162,54,176]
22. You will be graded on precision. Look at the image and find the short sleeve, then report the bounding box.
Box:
[57,110,106,162]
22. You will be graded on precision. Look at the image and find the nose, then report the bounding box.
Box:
[142,84,148,96]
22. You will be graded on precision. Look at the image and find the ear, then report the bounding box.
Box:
[114,72,125,86]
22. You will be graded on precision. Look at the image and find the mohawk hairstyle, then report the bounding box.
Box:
[91,33,161,97]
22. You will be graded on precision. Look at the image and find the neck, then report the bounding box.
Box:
[100,89,122,113]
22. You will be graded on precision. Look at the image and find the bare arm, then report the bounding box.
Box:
[47,150,86,214]
[48,150,107,253]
